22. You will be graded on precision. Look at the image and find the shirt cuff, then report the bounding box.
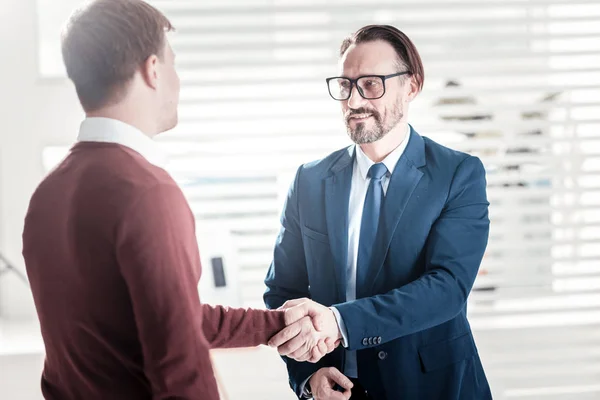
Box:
[330,306,349,348]
[300,373,314,398]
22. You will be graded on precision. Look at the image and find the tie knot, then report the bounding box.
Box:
[368,163,388,180]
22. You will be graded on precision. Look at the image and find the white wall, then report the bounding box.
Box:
[0,0,83,319]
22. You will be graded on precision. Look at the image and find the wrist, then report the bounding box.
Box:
[329,308,342,340]
[308,373,317,390]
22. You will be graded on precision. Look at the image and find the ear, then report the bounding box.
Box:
[405,75,420,102]
[140,54,160,90]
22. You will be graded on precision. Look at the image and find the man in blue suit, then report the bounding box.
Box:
[265,25,492,400]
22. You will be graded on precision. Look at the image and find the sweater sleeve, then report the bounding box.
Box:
[201,303,285,349]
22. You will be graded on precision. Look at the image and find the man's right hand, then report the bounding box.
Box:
[309,367,353,400]
[268,298,342,363]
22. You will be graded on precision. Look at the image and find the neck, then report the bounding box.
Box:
[359,122,408,163]
[87,101,158,137]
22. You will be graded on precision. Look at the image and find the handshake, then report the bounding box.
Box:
[268,298,342,363]
[268,299,355,399]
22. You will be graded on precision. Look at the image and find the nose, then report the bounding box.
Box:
[347,83,366,109]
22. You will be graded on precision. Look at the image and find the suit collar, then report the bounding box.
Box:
[403,125,426,168]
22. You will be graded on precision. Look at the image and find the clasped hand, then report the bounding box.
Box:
[268,298,342,363]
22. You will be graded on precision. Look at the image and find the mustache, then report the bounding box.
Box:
[345,108,380,120]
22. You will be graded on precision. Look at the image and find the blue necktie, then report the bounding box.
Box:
[356,163,388,298]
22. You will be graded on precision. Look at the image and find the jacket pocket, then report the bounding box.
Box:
[303,225,330,244]
[418,332,476,373]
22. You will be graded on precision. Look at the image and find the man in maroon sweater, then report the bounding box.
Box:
[21,1,346,399]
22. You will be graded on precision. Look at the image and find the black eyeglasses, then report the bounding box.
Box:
[326,71,411,101]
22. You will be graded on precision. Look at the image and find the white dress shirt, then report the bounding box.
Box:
[301,125,410,396]
[77,117,167,168]
[334,124,410,378]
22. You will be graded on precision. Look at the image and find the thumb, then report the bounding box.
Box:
[283,303,309,325]
[278,297,309,310]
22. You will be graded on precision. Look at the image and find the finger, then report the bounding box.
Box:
[268,321,301,347]
[277,327,313,356]
[328,368,353,391]
[317,339,328,356]
[291,347,312,362]
[341,387,352,400]
[324,337,336,353]
[287,338,311,360]
[307,345,324,363]
[308,340,328,362]
[278,297,309,310]
[321,386,349,400]
[329,392,350,400]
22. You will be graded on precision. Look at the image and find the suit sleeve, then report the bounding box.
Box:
[334,156,490,351]
[263,166,333,398]
[116,182,284,399]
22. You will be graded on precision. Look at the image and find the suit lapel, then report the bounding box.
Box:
[324,147,354,303]
[368,127,426,293]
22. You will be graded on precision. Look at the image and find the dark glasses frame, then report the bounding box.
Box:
[325,71,411,101]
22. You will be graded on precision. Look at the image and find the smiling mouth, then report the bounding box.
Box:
[348,114,372,121]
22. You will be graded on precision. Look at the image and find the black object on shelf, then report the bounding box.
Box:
[211,257,227,288]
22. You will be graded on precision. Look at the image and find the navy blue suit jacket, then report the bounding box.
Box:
[264,127,492,399]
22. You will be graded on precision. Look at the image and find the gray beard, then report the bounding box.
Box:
[347,106,403,144]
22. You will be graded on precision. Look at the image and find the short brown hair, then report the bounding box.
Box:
[61,0,174,112]
[340,25,424,92]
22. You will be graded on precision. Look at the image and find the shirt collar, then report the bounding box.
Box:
[77,117,167,168]
[355,124,411,180]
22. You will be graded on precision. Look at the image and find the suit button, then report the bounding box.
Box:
[377,337,382,344]
[368,337,374,345]
[362,338,368,346]
[378,351,388,360]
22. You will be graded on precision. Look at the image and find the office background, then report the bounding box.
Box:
[1,0,600,398]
